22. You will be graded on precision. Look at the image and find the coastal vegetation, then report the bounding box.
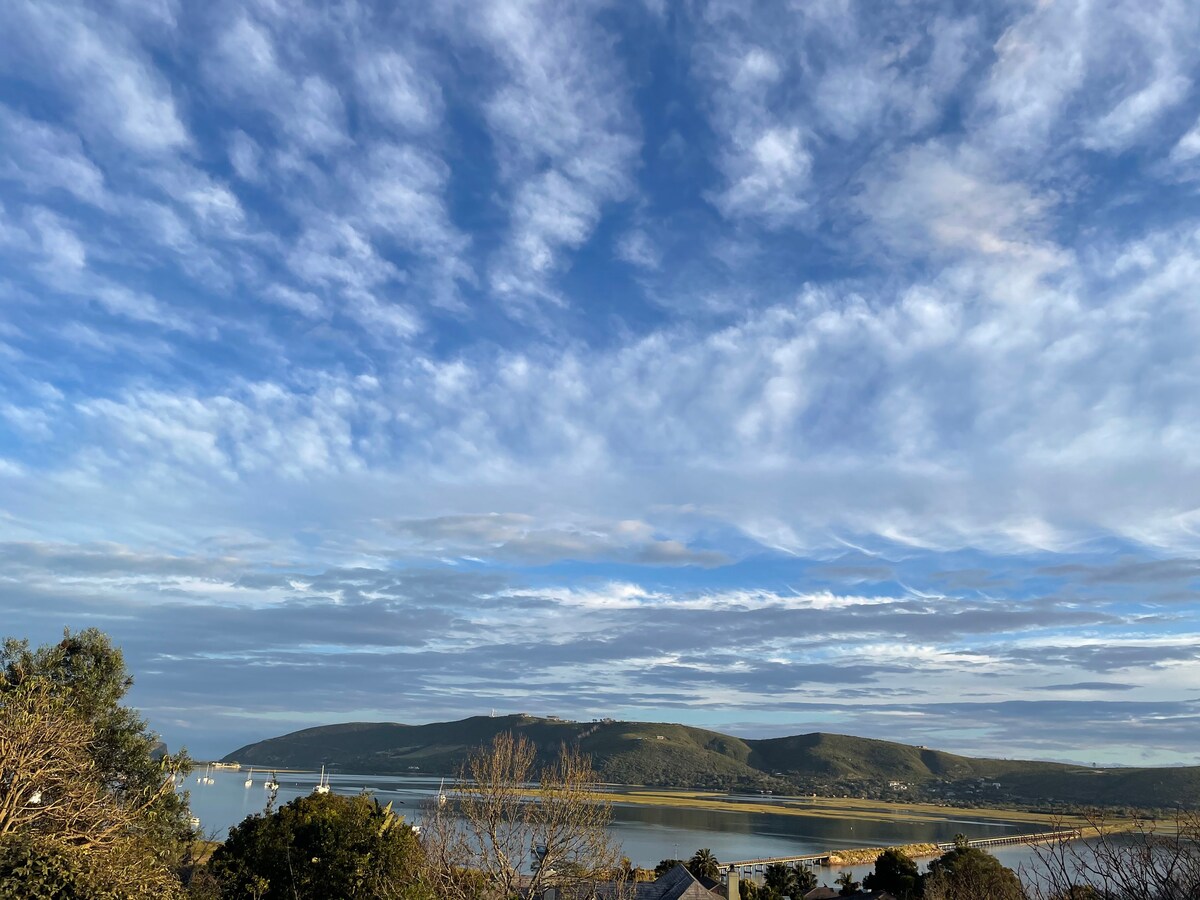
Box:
[0,629,195,898]
[194,792,427,900]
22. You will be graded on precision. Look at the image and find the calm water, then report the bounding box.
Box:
[183,769,1046,878]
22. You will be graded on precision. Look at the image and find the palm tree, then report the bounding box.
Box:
[835,870,860,897]
[687,848,721,882]
[765,863,817,898]
[764,863,796,896]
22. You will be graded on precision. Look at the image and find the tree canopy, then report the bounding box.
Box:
[688,848,721,883]
[864,847,921,899]
[923,844,1024,900]
[762,861,817,898]
[0,628,193,898]
[205,792,426,900]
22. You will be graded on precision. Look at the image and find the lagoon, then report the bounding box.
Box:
[183,769,1050,879]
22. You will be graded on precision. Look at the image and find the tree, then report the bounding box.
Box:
[0,834,104,900]
[1026,810,1200,900]
[794,866,819,893]
[688,848,721,882]
[421,732,627,900]
[923,845,1023,900]
[836,870,860,896]
[763,862,817,898]
[0,629,192,897]
[864,847,922,899]
[205,792,426,900]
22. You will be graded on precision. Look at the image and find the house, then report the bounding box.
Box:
[537,864,724,900]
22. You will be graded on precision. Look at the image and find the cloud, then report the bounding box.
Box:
[354,49,443,133]
[0,106,109,206]
[207,14,347,153]
[385,514,728,567]
[0,534,1196,762]
[3,0,1200,768]
[473,0,640,313]
[5,0,190,155]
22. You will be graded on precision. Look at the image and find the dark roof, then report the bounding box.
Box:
[635,865,725,900]
[541,865,724,900]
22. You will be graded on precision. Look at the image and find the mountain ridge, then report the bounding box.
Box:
[222,714,1200,809]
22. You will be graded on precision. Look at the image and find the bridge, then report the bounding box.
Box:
[717,829,1081,876]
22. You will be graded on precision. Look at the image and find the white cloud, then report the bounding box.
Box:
[6,0,190,155]
[858,142,1066,275]
[227,130,262,181]
[712,125,811,224]
[0,105,108,206]
[208,15,347,153]
[1085,75,1191,152]
[30,208,87,271]
[472,0,640,313]
[974,0,1198,160]
[1169,117,1200,164]
[615,229,661,270]
[354,50,443,133]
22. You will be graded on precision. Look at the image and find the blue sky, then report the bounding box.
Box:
[1,0,1199,766]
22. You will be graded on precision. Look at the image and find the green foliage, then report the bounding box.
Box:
[762,862,817,897]
[863,847,922,899]
[0,834,183,900]
[687,847,720,882]
[794,865,818,893]
[835,870,859,896]
[0,836,98,900]
[0,629,193,896]
[205,792,426,900]
[1,628,194,854]
[923,845,1023,900]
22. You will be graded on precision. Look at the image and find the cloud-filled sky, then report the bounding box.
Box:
[2,0,1199,765]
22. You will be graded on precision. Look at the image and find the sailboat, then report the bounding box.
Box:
[197,765,214,786]
[437,777,447,807]
[264,772,280,791]
[244,767,254,789]
[313,765,330,794]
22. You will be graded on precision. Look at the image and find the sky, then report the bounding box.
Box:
[1,0,1199,767]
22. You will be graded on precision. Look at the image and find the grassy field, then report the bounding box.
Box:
[602,789,1092,829]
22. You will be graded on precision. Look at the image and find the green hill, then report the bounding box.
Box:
[222,715,1199,809]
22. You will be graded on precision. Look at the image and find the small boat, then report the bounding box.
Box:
[313,765,330,795]
[264,772,280,791]
[244,767,254,789]
[197,765,214,786]
[437,777,447,807]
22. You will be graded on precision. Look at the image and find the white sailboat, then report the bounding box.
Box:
[437,777,447,807]
[264,772,280,791]
[197,765,214,786]
[244,767,254,789]
[313,765,330,794]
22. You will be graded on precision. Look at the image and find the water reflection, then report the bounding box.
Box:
[182,770,1041,872]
